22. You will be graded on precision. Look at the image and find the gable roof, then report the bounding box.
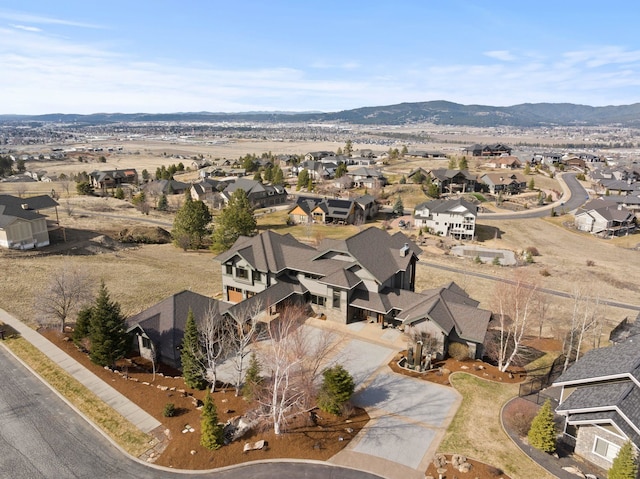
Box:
[0,194,58,228]
[215,230,314,273]
[126,290,229,368]
[414,198,477,216]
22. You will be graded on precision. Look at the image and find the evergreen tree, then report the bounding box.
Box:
[171,192,212,250]
[401,145,408,157]
[344,139,353,157]
[200,393,224,450]
[242,352,263,401]
[524,163,531,175]
[306,177,313,191]
[114,186,125,200]
[609,441,639,479]
[447,157,457,170]
[263,165,273,182]
[181,309,207,389]
[317,365,355,415]
[157,193,168,211]
[211,189,257,252]
[392,196,404,216]
[458,156,469,170]
[253,170,262,182]
[335,162,348,178]
[73,305,93,347]
[528,178,536,190]
[527,399,556,453]
[88,282,129,368]
[272,166,284,185]
[296,169,309,191]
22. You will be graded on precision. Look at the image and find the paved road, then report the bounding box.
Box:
[479,173,588,220]
[418,261,640,312]
[0,345,383,479]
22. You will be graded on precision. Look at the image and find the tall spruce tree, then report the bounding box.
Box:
[88,282,129,368]
[527,399,556,453]
[242,352,263,401]
[200,393,224,450]
[181,309,206,389]
[211,189,257,252]
[609,441,639,479]
[171,191,212,250]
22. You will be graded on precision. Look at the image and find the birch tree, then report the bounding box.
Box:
[492,272,538,372]
[200,305,230,392]
[226,301,265,396]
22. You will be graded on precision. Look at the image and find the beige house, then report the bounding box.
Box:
[0,195,58,249]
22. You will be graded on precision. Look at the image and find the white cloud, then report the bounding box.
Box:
[0,10,104,29]
[10,24,42,32]
[484,50,516,61]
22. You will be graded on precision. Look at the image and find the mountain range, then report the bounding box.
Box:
[2,101,640,127]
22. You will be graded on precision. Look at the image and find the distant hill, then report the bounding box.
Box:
[2,101,640,127]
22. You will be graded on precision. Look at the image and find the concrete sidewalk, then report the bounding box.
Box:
[0,307,161,434]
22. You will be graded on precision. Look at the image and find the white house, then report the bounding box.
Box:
[413,199,477,240]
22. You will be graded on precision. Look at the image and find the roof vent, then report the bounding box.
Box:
[400,243,410,257]
[21,203,29,210]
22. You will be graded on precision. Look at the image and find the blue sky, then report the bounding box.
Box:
[1,1,640,114]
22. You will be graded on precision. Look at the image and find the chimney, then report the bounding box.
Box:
[400,243,410,257]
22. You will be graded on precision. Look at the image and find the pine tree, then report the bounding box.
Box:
[157,193,168,211]
[200,393,224,450]
[181,309,206,389]
[527,399,556,453]
[242,352,263,401]
[171,192,212,250]
[296,169,309,190]
[88,282,129,368]
[609,441,639,479]
[393,196,404,216]
[528,178,536,190]
[114,186,124,200]
[73,305,93,347]
[272,166,284,186]
[211,189,257,252]
[458,156,469,170]
[317,365,355,415]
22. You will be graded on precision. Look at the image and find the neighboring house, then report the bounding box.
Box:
[294,160,336,180]
[332,175,354,190]
[0,194,59,249]
[464,144,512,157]
[413,198,477,240]
[126,290,230,370]
[428,169,477,194]
[562,157,587,170]
[407,167,430,183]
[215,227,491,359]
[480,173,527,195]
[141,179,190,196]
[574,198,636,237]
[608,313,640,345]
[407,150,445,158]
[483,156,522,169]
[89,169,138,190]
[190,178,228,203]
[221,178,287,209]
[288,194,376,225]
[346,167,387,188]
[553,334,640,471]
[305,151,335,162]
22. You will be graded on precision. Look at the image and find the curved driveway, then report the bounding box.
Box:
[479,173,588,220]
[0,345,383,479]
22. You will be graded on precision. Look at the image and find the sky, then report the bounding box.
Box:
[1,1,640,114]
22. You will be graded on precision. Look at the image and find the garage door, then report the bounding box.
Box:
[227,287,243,303]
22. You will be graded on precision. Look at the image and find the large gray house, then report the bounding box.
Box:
[215,227,490,359]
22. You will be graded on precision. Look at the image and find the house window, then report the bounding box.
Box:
[332,290,341,309]
[225,264,233,275]
[141,336,151,349]
[311,294,326,307]
[253,271,262,282]
[236,267,248,279]
[593,437,621,462]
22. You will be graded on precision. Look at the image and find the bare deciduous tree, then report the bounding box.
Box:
[492,272,538,372]
[533,291,554,339]
[200,305,230,392]
[35,266,93,332]
[562,287,601,372]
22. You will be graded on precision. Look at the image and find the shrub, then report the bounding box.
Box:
[608,441,639,479]
[492,256,501,266]
[586,259,595,267]
[505,400,538,437]
[163,403,176,417]
[200,394,223,450]
[540,269,551,277]
[318,365,355,415]
[528,399,556,453]
[525,246,540,257]
[474,255,482,264]
[448,342,469,361]
[114,186,125,200]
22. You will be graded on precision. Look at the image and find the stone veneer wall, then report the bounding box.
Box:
[574,424,624,470]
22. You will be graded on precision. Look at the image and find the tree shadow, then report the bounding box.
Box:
[475,224,505,242]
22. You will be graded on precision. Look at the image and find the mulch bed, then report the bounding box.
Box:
[425,454,512,479]
[41,329,369,470]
